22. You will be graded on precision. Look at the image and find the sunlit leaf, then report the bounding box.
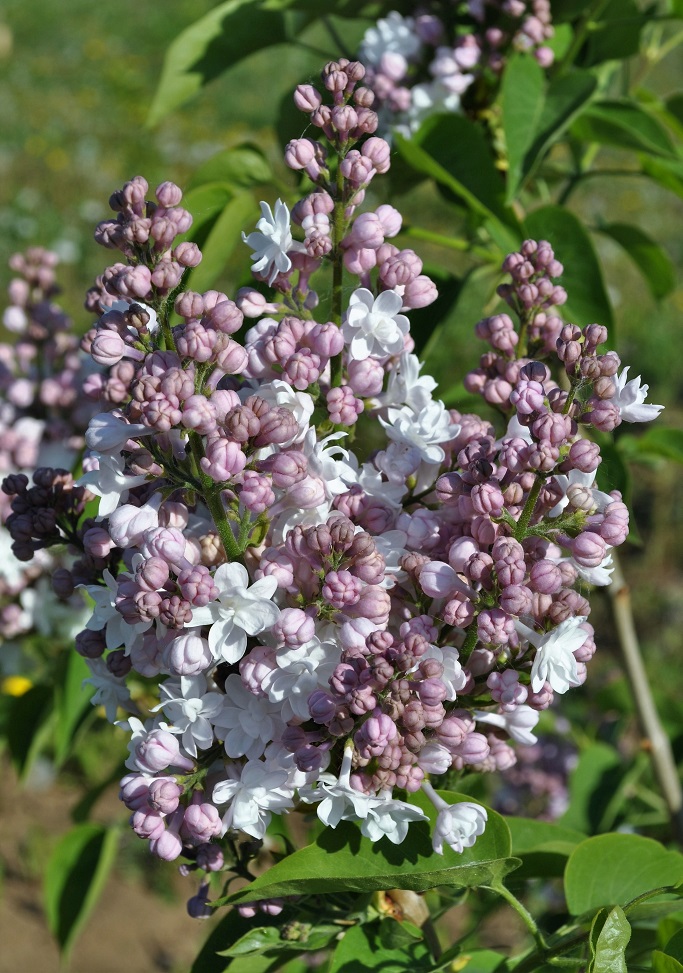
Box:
[500,54,546,202]
[187,192,257,291]
[187,144,273,191]
[328,920,431,973]
[148,0,288,125]
[53,651,94,767]
[220,793,516,906]
[588,906,631,973]
[565,834,683,915]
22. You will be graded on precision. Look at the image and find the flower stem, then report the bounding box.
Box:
[485,882,547,954]
[329,150,347,389]
[514,475,543,541]
[204,486,242,563]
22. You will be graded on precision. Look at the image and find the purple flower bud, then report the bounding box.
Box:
[308,690,337,724]
[322,570,362,609]
[258,450,307,488]
[163,631,212,676]
[529,559,562,594]
[148,777,182,814]
[418,677,448,706]
[183,803,222,843]
[196,844,224,872]
[499,584,533,616]
[452,731,490,766]
[237,470,275,514]
[150,828,184,861]
[327,385,363,426]
[119,773,151,811]
[402,275,438,309]
[177,565,219,607]
[156,181,183,207]
[132,808,166,840]
[572,531,607,567]
[346,357,384,396]
[135,730,193,774]
[253,407,298,447]
[477,608,515,646]
[200,437,247,482]
[361,136,391,173]
[182,394,218,436]
[273,608,315,647]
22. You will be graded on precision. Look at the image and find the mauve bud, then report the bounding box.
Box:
[148,777,182,814]
[572,531,607,567]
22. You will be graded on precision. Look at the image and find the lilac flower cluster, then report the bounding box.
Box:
[0,60,662,915]
[358,2,554,137]
[0,250,94,642]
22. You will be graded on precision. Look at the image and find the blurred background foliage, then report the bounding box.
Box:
[0,0,682,970]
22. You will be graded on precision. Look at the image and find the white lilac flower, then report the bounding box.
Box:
[213,760,294,839]
[612,367,664,423]
[422,782,488,855]
[394,82,462,139]
[242,199,303,286]
[82,569,147,651]
[299,744,372,827]
[571,551,615,587]
[360,793,428,844]
[382,353,438,413]
[261,638,340,722]
[155,674,225,758]
[84,412,154,453]
[187,562,280,665]
[20,579,90,640]
[76,452,148,518]
[515,616,589,694]
[342,288,410,361]
[359,11,421,65]
[379,399,460,465]
[103,298,159,334]
[474,705,540,747]
[301,429,357,497]
[84,658,132,723]
[211,673,281,760]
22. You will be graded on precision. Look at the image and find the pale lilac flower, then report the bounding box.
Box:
[612,367,663,423]
[379,400,460,464]
[85,412,154,453]
[187,562,279,665]
[422,781,487,855]
[211,673,280,760]
[76,452,148,518]
[242,199,303,285]
[474,705,540,746]
[261,638,340,722]
[360,11,421,64]
[342,288,409,360]
[82,570,147,651]
[155,674,225,757]
[84,657,132,722]
[515,616,588,694]
[213,760,293,839]
[381,353,438,412]
[299,744,372,827]
[361,793,428,844]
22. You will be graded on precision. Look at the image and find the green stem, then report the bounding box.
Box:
[552,0,611,77]
[458,619,480,662]
[514,475,543,541]
[399,225,500,263]
[204,487,242,562]
[510,930,587,973]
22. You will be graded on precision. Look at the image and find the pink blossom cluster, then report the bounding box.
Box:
[0,59,662,915]
[358,2,554,137]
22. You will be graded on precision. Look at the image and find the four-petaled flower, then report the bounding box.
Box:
[76,452,148,518]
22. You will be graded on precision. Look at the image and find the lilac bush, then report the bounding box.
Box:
[0,58,665,928]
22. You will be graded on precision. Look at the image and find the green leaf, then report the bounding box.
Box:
[396,115,518,242]
[588,906,631,973]
[524,205,613,329]
[597,223,676,301]
[500,54,546,202]
[328,920,432,973]
[564,834,683,915]
[181,183,238,239]
[551,0,594,22]
[522,69,597,186]
[53,651,94,766]
[191,910,281,973]
[630,428,683,465]
[558,742,623,834]
[187,192,256,291]
[658,913,683,949]
[222,926,283,957]
[6,684,54,778]
[222,792,517,906]
[654,952,683,973]
[581,0,648,66]
[506,817,586,878]
[453,949,509,972]
[596,434,631,502]
[147,0,288,125]
[44,823,118,958]
[664,930,683,963]
[220,922,340,957]
[640,155,683,200]
[571,100,676,158]
[187,144,273,191]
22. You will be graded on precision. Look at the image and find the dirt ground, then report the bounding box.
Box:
[0,755,218,973]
